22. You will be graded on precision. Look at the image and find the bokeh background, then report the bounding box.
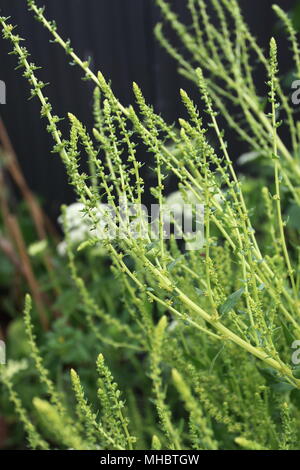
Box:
[0,0,297,216]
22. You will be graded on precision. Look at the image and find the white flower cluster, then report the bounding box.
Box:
[57,203,109,256]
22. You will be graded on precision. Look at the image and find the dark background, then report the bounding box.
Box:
[0,0,297,216]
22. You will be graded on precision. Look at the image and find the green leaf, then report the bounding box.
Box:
[271,382,296,394]
[167,255,184,272]
[258,367,280,385]
[218,288,245,316]
[195,287,205,296]
[292,366,300,379]
[146,241,160,253]
[287,204,300,231]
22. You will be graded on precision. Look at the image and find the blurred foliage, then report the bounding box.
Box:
[1,0,300,451]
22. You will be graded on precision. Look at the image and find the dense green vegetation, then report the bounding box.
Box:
[1,0,300,450]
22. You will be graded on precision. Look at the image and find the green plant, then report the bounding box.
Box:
[0,0,300,450]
